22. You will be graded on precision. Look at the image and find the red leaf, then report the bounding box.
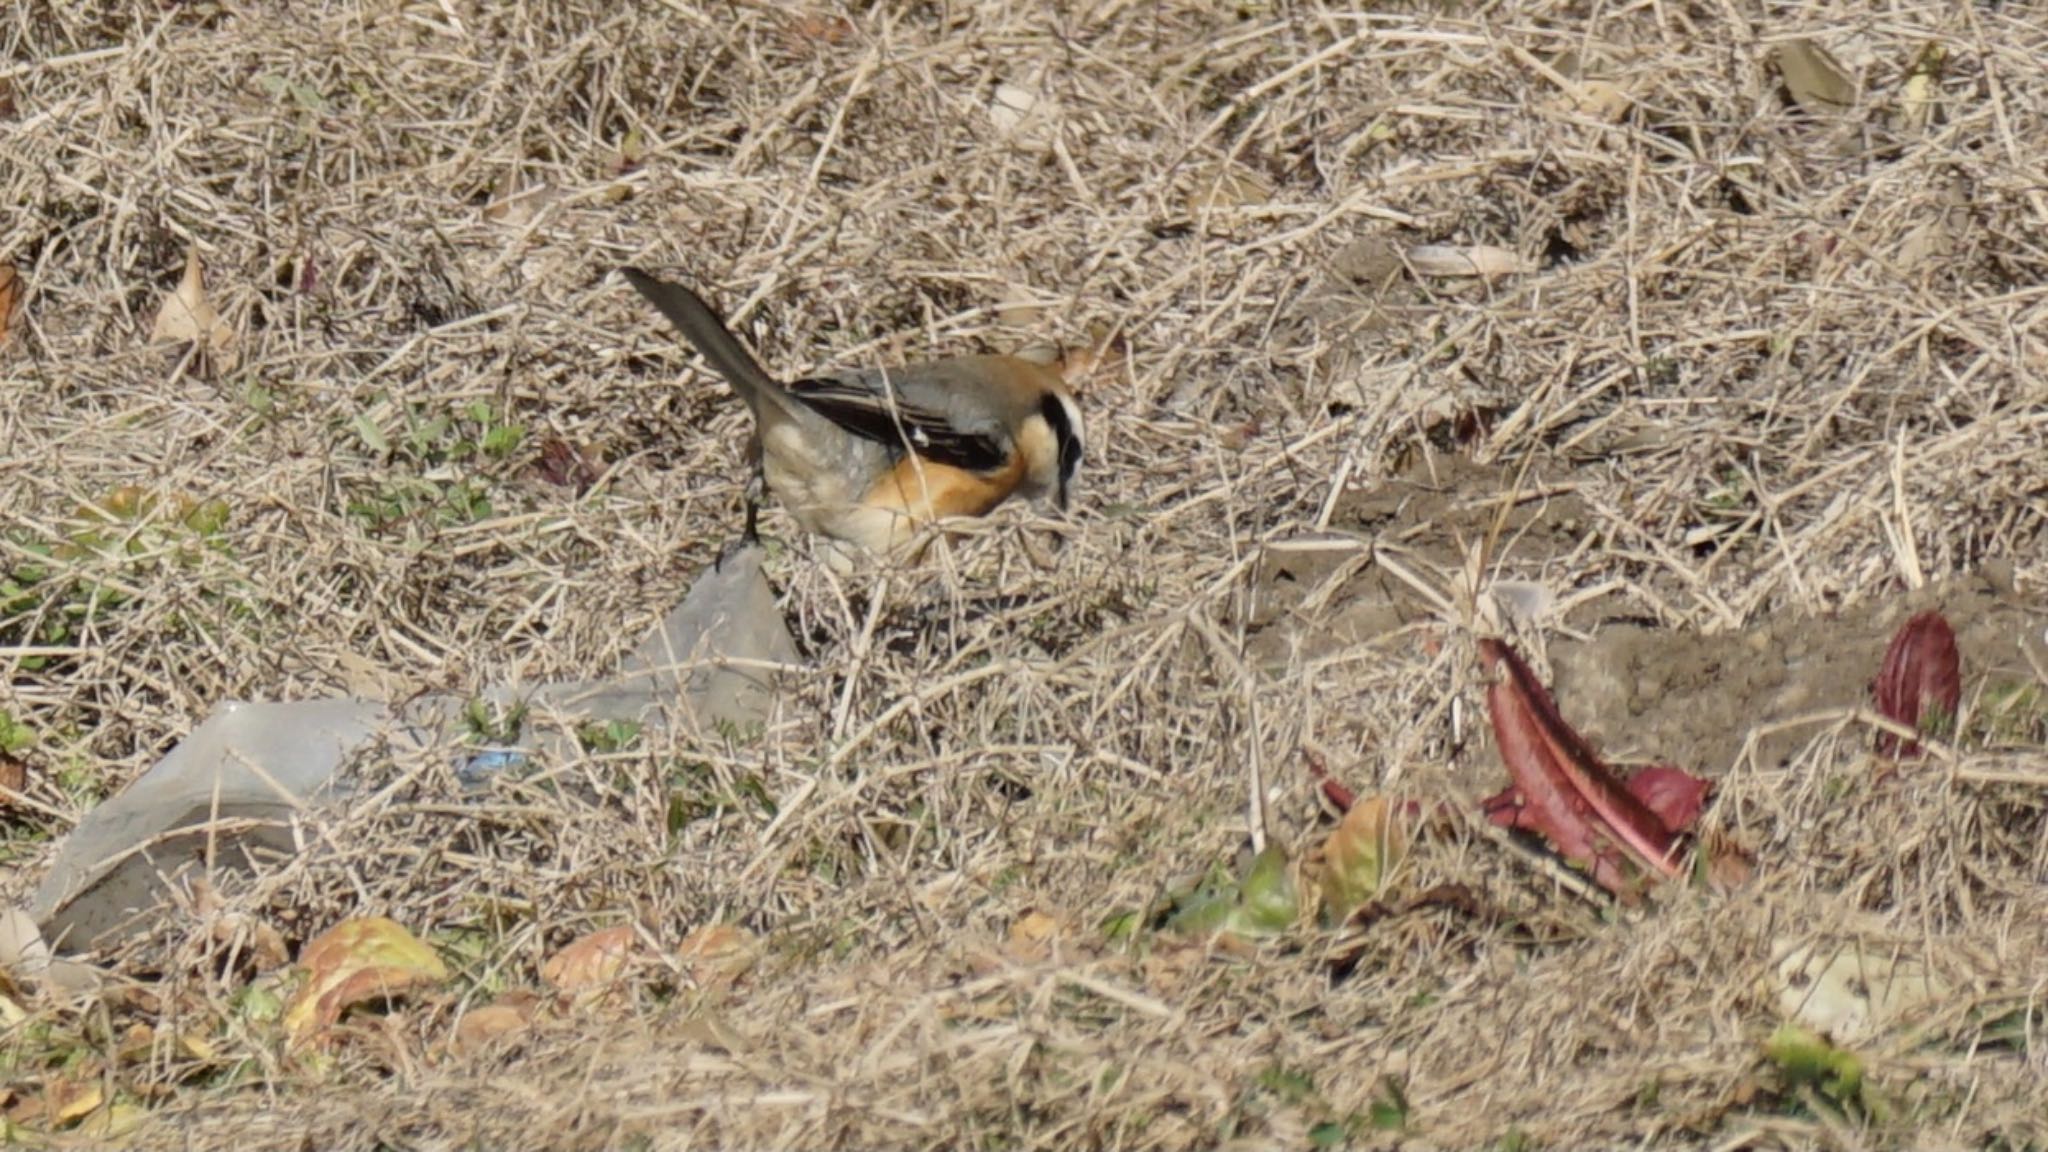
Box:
[1303,746,1357,812]
[1479,639,1704,897]
[1873,610,1961,759]
[1627,764,1711,833]
[1485,764,1708,839]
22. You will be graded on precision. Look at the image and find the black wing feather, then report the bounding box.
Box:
[786,376,1008,473]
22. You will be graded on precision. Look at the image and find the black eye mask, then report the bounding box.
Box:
[1039,393,1084,508]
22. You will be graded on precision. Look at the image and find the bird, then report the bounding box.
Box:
[622,268,1087,562]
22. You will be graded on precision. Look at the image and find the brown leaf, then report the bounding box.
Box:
[1774,39,1856,115]
[74,1100,148,1141]
[1479,639,1701,898]
[0,751,25,800]
[1320,795,1411,923]
[1005,910,1064,963]
[1702,831,1757,893]
[1874,610,1961,758]
[672,1010,751,1054]
[0,77,16,120]
[150,246,237,365]
[207,910,290,972]
[284,916,450,1049]
[1567,78,1634,122]
[536,437,604,493]
[1185,162,1274,216]
[676,923,758,987]
[783,13,855,48]
[542,925,641,997]
[451,992,539,1055]
[11,1076,103,1129]
[1404,244,1531,280]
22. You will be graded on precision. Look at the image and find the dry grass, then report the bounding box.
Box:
[3,0,2046,1148]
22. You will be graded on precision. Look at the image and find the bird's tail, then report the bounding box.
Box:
[621,269,802,419]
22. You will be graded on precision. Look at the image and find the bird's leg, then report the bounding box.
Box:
[742,468,765,544]
[717,462,766,574]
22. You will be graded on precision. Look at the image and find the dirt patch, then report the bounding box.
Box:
[1251,453,2046,784]
[1552,573,2046,778]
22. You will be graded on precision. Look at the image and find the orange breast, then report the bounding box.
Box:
[863,452,1022,523]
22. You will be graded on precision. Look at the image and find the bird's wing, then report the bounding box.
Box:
[786,371,1010,473]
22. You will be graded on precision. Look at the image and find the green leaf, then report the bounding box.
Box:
[482,422,525,457]
[1099,910,1141,943]
[1764,1024,1864,1102]
[1368,1075,1409,1130]
[352,412,389,454]
[1255,1064,1315,1104]
[1165,884,1237,937]
[1308,1120,1348,1148]
[1229,844,1298,936]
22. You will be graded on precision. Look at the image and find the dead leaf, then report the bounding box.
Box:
[73,1099,148,1141]
[1774,39,1856,115]
[989,80,1056,147]
[172,1029,216,1061]
[1874,610,1961,758]
[208,911,291,972]
[283,916,450,1049]
[0,906,52,982]
[1626,764,1713,832]
[1404,244,1531,280]
[676,923,757,987]
[996,282,1050,329]
[535,437,605,493]
[0,261,23,346]
[1895,217,1951,272]
[1320,795,1411,923]
[1767,936,1946,1042]
[1185,162,1273,216]
[673,1010,751,1053]
[783,13,855,49]
[541,924,641,997]
[1893,44,1945,135]
[482,166,562,226]
[11,1077,103,1129]
[0,750,24,799]
[609,128,644,177]
[1568,78,1634,122]
[1701,830,1757,893]
[1005,910,1063,962]
[0,77,16,119]
[1538,52,1635,123]
[150,246,236,364]
[451,992,539,1054]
